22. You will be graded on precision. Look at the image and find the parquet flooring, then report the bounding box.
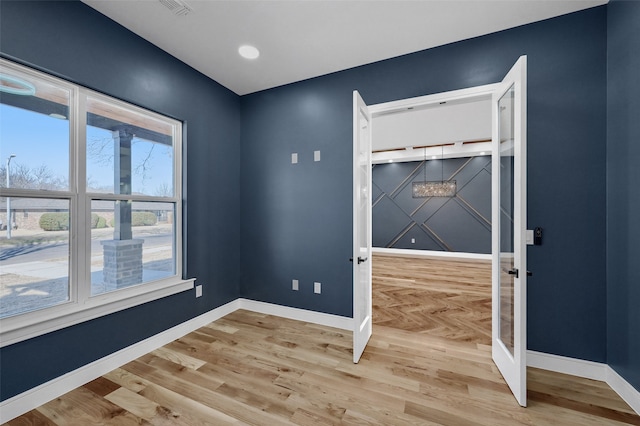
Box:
[373,254,492,344]
[5,255,639,425]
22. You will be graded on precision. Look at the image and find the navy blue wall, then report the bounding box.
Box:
[372,157,492,253]
[240,7,608,362]
[0,1,241,400]
[607,0,640,392]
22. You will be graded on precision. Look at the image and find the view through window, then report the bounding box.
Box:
[0,59,184,328]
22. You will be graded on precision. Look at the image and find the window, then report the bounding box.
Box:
[0,59,192,346]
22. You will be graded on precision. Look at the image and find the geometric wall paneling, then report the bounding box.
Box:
[423,198,492,253]
[372,156,493,253]
[389,222,447,251]
[371,195,415,248]
[372,162,423,196]
[456,170,492,224]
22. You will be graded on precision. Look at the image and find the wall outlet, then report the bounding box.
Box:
[291,153,298,164]
[411,238,415,244]
[292,279,299,291]
[314,282,321,294]
[195,285,202,298]
[314,150,321,162]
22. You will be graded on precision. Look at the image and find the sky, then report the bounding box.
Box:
[0,103,173,196]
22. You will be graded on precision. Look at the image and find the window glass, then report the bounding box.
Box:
[0,197,70,318]
[90,200,176,296]
[86,97,174,196]
[0,70,70,191]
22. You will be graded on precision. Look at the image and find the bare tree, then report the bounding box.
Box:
[0,163,67,190]
[154,181,173,197]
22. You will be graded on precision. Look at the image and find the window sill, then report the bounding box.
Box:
[0,278,195,348]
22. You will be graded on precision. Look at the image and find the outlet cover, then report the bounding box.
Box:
[411,238,415,244]
[314,150,321,162]
[195,285,203,298]
[291,153,298,164]
[292,279,299,291]
[314,282,321,294]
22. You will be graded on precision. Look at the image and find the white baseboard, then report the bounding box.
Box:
[238,299,353,331]
[607,365,640,415]
[527,350,607,381]
[528,350,639,415]
[372,247,492,260]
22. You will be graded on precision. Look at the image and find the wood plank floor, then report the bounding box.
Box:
[6,256,639,425]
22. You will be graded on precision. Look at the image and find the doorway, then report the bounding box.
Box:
[356,55,528,406]
[368,85,497,345]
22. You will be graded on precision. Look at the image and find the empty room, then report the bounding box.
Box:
[0,0,638,424]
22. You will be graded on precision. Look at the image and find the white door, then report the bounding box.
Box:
[353,90,372,363]
[492,56,527,406]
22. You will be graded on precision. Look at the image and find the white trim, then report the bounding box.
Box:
[238,299,353,331]
[368,83,500,116]
[607,366,640,415]
[527,350,607,381]
[528,350,640,415]
[1,278,195,347]
[372,247,491,261]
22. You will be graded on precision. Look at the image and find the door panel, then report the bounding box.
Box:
[492,56,527,406]
[353,90,372,363]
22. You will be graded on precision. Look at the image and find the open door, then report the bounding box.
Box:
[492,56,527,406]
[353,90,372,363]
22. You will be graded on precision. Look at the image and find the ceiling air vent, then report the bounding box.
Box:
[158,0,193,16]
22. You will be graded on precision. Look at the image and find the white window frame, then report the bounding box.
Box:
[0,59,193,347]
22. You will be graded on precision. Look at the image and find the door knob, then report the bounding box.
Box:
[358,256,368,264]
[507,268,519,278]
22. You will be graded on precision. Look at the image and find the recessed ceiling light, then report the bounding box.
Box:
[388,159,393,163]
[432,155,437,159]
[239,45,259,60]
[480,151,486,156]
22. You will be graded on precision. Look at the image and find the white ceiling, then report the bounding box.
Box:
[373,98,491,151]
[82,0,607,96]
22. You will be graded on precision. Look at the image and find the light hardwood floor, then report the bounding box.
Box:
[5,256,639,425]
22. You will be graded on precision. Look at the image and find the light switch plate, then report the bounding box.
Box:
[291,153,298,164]
[195,285,202,298]
[292,279,299,291]
[314,150,321,162]
[314,282,321,294]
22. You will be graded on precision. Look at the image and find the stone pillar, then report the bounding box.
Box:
[101,239,143,291]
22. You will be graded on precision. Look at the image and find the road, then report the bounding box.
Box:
[0,233,172,265]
